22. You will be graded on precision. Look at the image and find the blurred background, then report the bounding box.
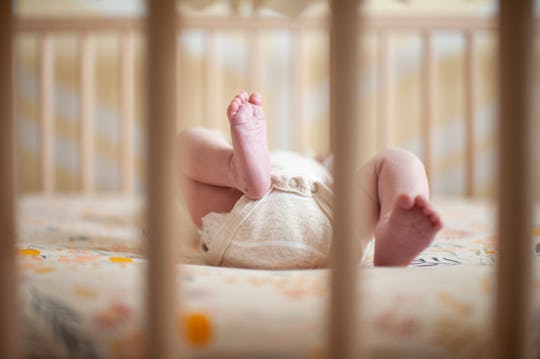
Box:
[13,0,540,197]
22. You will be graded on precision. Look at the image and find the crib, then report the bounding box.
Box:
[1,0,539,358]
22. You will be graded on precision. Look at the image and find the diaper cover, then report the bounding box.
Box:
[199,172,334,269]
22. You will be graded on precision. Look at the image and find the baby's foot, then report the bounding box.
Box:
[227,91,271,199]
[373,194,443,266]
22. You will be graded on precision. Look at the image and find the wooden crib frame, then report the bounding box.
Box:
[12,14,513,197]
[0,0,535,357]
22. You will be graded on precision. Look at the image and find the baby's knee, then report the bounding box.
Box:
[380,147,417,159]
[177,126,207,141]
[177,126,226,150]
[379,147,425,169]
[177,127,197,148]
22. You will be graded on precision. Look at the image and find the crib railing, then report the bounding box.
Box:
[23,26,138,195]
[2,1,536,358]
[496,1,534,357]
[16,14,520,197]
[145,1,179,357]
[0,2,19,358]
[329,1,362,356]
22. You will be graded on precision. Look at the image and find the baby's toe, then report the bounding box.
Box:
[232,96,243,106]
[414,195,429,209]
[227,101,239,117]
[238,91,249,102]
[396,194,414,210]
[249,92,262,106]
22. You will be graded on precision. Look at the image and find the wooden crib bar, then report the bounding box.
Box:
[495,0,534,357]
[247,29,263,93]
[292,29,307,153]
[464,31,477,197]
[329,0,361,357]
[39,33,55,194]
[146,0,179,357]
[5,8,536,359]
[79,32,96,193]
[0,2,19,358]
[17,15,512,32]
[204,31,222,129]
[18,14,509,195]
[35,29,138,194]
[120,31,136,194]
[421,30,434,187]
[376,29,391,151]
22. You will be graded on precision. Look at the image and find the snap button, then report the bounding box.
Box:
[310,183,319,193]
[288,177,299,188]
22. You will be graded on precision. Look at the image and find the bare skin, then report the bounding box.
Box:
[177,92,270,227]
[177,91,443,266]
[227,91,271,198]
[373,193,443,266]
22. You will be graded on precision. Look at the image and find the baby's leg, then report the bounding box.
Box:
[227,92,271,198]
[359,148,443,266]
[177,92,271,226]
[179,176,242,227]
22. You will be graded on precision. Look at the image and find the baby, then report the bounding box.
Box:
[177,91,443,269]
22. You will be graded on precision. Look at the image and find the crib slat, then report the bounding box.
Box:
[39,33,55,194]
[176,33,182,131]
[292,30,306,152]
[0,2,19,358]
[247,29,263,93]
[79,32,95,193]
[464,31,476,197]
[120,31,135,193]
[146,0,179,357]
[205,31,222,129]
[495,0,534,357]
[329,30,335,154]
[377,29,392,151]
[421,30,434,186]
[329,0,362,357]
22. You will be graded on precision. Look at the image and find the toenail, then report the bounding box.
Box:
[310,183,319,193]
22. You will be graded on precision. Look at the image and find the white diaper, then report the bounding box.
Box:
[199,151,334,269]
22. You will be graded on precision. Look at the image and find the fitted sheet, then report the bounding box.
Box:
[16,195,540,358]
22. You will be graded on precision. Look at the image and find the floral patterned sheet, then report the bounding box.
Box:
[17,195,540,358]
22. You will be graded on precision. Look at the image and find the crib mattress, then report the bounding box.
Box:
[17,195,540,358]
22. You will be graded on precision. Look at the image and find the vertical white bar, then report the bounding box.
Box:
[40,33,55,194]
[79,32,95,193]
[247,29,263,92]
[377,29,391,151]
[205,31,221,129]
[495,0,534,358]
[421,30,434,186]
[464,31,476,197]
[176,31,182,132]
[329,0,362,358]
[146,0,179,358]
[0,1,19,358]
[291,30,306,152]
[120,31,135,194]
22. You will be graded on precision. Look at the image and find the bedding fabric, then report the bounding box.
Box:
[16,195,540,358]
